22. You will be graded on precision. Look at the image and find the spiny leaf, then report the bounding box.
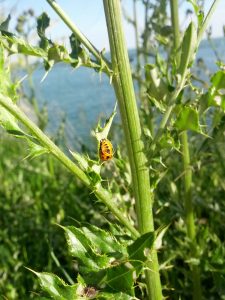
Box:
[27,270,79,300]
[47,45,71,63]
[106,263,134,295]
[0,45,20,102]
[25,141,49,160]
[0,50,24,133]
[1,34,47,58]
[200,70,225,112]
[0,101,49,158]
[155,224,170,250]
[94,102,117,142]
[0,51,49,157]
[69,150,101,186]
[62,225,111,272]
[0,106,23,133]
[127,232,155,277]
[147,94,166,113]
[175,106,202,133]
[0,28,111,76]
[81,224,126,255]
[95,49,113,78]
[157,131,180,151]
[128,232,155,262]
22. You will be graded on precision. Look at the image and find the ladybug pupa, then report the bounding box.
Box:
[99,138,113,161]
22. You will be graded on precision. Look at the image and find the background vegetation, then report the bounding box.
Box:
[0,0,225,299]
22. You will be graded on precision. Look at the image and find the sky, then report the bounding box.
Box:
[1,0,225,51]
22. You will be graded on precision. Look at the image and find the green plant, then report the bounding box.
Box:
[0,0,224,299]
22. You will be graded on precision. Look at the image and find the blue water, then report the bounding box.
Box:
[198,38,225,70]
[27,37,225,148]
[30,65,115,148]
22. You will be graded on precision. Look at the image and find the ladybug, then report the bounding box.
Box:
[99,138,113,161]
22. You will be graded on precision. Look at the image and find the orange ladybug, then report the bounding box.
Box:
[99,138,113,161]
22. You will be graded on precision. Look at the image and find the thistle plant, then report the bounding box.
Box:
[0,0,223,299]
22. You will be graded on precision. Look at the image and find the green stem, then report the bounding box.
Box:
[181,132,196,240]
[197,0,221,46]
[103,1,162,299]
[170,0,180,65]
[0,93,139,238]
[133,0,141,82]
[170,1,202,297]
[46,0,111,70]
[133,0,154,134]
[50,249,74,285]
[181,131,202,300]
[169,0,197,240]
[132,0,153,134]
[143,0,150,65]
[170,0,180,48]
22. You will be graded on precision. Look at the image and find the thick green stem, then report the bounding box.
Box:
[103,0,150,234]
[181,131,202,300]
[103,1,162,299]
[0,94,139,238]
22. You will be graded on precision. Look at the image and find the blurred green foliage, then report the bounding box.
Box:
[0,133,107,299]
